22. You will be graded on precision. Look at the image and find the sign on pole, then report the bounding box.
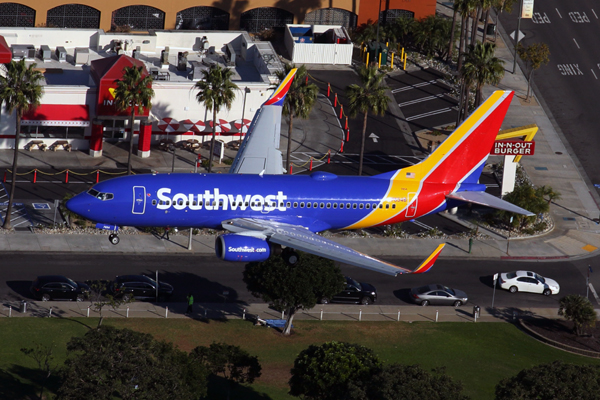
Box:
[492,273,498,308]
[213,140,225,164]
[522,0,534,18]
[491,140,535,156]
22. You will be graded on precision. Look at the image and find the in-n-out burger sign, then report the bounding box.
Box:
[491,140,535,156]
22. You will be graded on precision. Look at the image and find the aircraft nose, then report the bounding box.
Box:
[66,193,91,218]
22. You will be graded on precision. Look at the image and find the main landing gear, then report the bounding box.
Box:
[108,234,120,245]
[282,248,299,265]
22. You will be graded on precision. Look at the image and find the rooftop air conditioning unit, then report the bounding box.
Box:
[56,46,67,63]
[39,45,51,62]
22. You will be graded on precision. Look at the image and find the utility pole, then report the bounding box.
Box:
[512,0,523,74]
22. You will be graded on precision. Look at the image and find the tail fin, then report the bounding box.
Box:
[401,91,514,184]
[411,243,445,274]
[229,68,297,175]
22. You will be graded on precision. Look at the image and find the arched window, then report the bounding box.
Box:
[0,3,34,27]
[305,8,357,30]
[240,7,293,33]
[380,9,415,25]
[112,5,164,31]
[47,4,100,29]
[176,6,228,30]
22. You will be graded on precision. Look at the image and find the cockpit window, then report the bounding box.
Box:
[87,188,114,201]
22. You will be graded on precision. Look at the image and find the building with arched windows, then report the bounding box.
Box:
[0,0,434,32]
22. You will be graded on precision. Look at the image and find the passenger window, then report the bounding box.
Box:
[359,204,364,209]
[300,202,305,208]
[346,203,351,209]
[373,204,377,209]
[379,204,383,209]
[392,204,396,209]
[286,202,291,208]
[386,204,389,209]
[320,203,324,209]
[352,204,357,209]
[105,193,114,200]
[219,201,223,207]
[307,203,311,208]
[326,203,331,209]
[313,202,318,208]
[339,203,344,209]
[152,200,157,205]
[245,202,248,206]
[333,203,337,209]
[366,204,370,209]
[293,202,298,208]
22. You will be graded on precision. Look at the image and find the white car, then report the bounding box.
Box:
[498,271,560,296]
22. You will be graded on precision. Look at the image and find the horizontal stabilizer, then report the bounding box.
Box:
[412,244,445,274]
[447,191,535,216]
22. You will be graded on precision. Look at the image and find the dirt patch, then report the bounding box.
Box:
[524,318,600,354]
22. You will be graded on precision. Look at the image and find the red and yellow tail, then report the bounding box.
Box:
[411,243,445,274]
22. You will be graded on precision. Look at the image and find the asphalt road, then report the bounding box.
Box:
[499,0,600,192]
[2,253,595,309]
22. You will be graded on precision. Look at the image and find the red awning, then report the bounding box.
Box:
[0,36,11,64]
[22,104,90,127]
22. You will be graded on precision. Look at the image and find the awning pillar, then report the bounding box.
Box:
[137,121,152,158]
[89,120,103,158]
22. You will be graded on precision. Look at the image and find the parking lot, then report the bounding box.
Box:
[386,68,458,133]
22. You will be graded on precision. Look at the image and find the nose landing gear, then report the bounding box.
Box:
[108,234,120,245]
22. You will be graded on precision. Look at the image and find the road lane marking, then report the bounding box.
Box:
[556,8,562,18]
[589,283,600,305]
[405,108,453,121]
[573,38,580,49]
[592,69,598,79]
[391,80,438,93]
[593,9,598,19]
[398,94,447,107]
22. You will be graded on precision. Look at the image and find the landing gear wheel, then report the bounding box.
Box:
[509,286,518,293]
[109,234,120,245]
[282,249,299,265]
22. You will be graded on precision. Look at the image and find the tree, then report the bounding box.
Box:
[538,185,561,205]
[517,42,550,101]
[383,17,415,50]
[0,60,43,230]
[559,295,597,336]
[414,15,453,59]
[85,279,132,328]
[289,341,381,400]
[195,64,238,173]
[352,20,378,44]
[461,42,504,107]
[455,0,477,72]
[492,0,518,42]
[21,343,55,400]
[447,2,460,62]
[495,361,600,400]
[362,364,469,400]
[57,326,208,400]
[113,65,154,176]
[346,65,390,176]
[191,342,261,400]
[243,252,345,335]
[496,182,552,229]
[275,64,318,173]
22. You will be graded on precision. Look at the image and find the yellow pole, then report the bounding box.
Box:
[366,52,369,65]
[386,41,389,47]
[403,55,407,70]
[378,52,382,68]
[401,47,404,62]
[391,52,394,69]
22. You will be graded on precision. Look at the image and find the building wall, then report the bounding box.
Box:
[13,0,433,31]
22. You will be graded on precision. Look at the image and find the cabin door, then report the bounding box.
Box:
[132,186,146,214]
[406,193,418,218]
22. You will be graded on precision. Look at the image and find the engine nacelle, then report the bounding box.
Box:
[215,234,271,262]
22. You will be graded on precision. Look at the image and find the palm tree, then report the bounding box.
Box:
[447,2,460,62]
[274,64,318,173]
[559,295,597,336]
[462,41,504,107]
[480,0,493,42]
[346,65,390,176]
[195,64,238,173]
[0,60,43,230]
[113,65,154,175]
[456,0,477,72]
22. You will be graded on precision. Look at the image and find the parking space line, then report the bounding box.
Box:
[589,283,600,305]
[406,108,453,121]
[398,94,448,107]
[391,80,438,93]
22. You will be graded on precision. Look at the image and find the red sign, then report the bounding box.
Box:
[491,140,535,156]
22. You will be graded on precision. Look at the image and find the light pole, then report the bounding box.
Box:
[374,0,382,65]
[240,87,250,145]
[169,143,176,172]
[512,0,523,74]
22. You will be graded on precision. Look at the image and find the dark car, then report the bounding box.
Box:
[30,275,90,302]
[320,276,377,305]
[109,275,174,301]
[410,284,468,307]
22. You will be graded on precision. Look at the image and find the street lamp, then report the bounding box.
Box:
[374,0,382,65]
[240,87,250,145]
[169,143,176,172]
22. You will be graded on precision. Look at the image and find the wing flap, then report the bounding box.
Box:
[447,191,535,216]
[222,218,444,276]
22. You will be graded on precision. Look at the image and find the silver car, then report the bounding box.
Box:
[410,284,468,307]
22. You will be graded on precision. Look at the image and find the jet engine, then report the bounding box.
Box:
[215,234,272,262]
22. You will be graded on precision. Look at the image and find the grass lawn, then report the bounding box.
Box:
[0,318,599,399]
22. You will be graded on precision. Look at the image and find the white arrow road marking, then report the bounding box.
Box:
[369,133,379,143]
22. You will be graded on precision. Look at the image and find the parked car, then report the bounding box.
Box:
[109,275,174,301]
[30,275,90,302]
[410,284,468,307]
[499,271,560,295]
[320,276,377,305]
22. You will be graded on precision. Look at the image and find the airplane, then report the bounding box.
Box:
[66,69,533,276]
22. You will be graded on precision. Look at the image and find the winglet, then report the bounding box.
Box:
[412,244,445,274]
[264,68,297,106]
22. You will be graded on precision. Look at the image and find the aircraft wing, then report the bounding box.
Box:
[447,191,535,216]
[229,68,297,175]
[222,218,445,276]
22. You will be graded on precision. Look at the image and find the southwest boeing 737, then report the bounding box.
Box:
[66,69,533,276]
